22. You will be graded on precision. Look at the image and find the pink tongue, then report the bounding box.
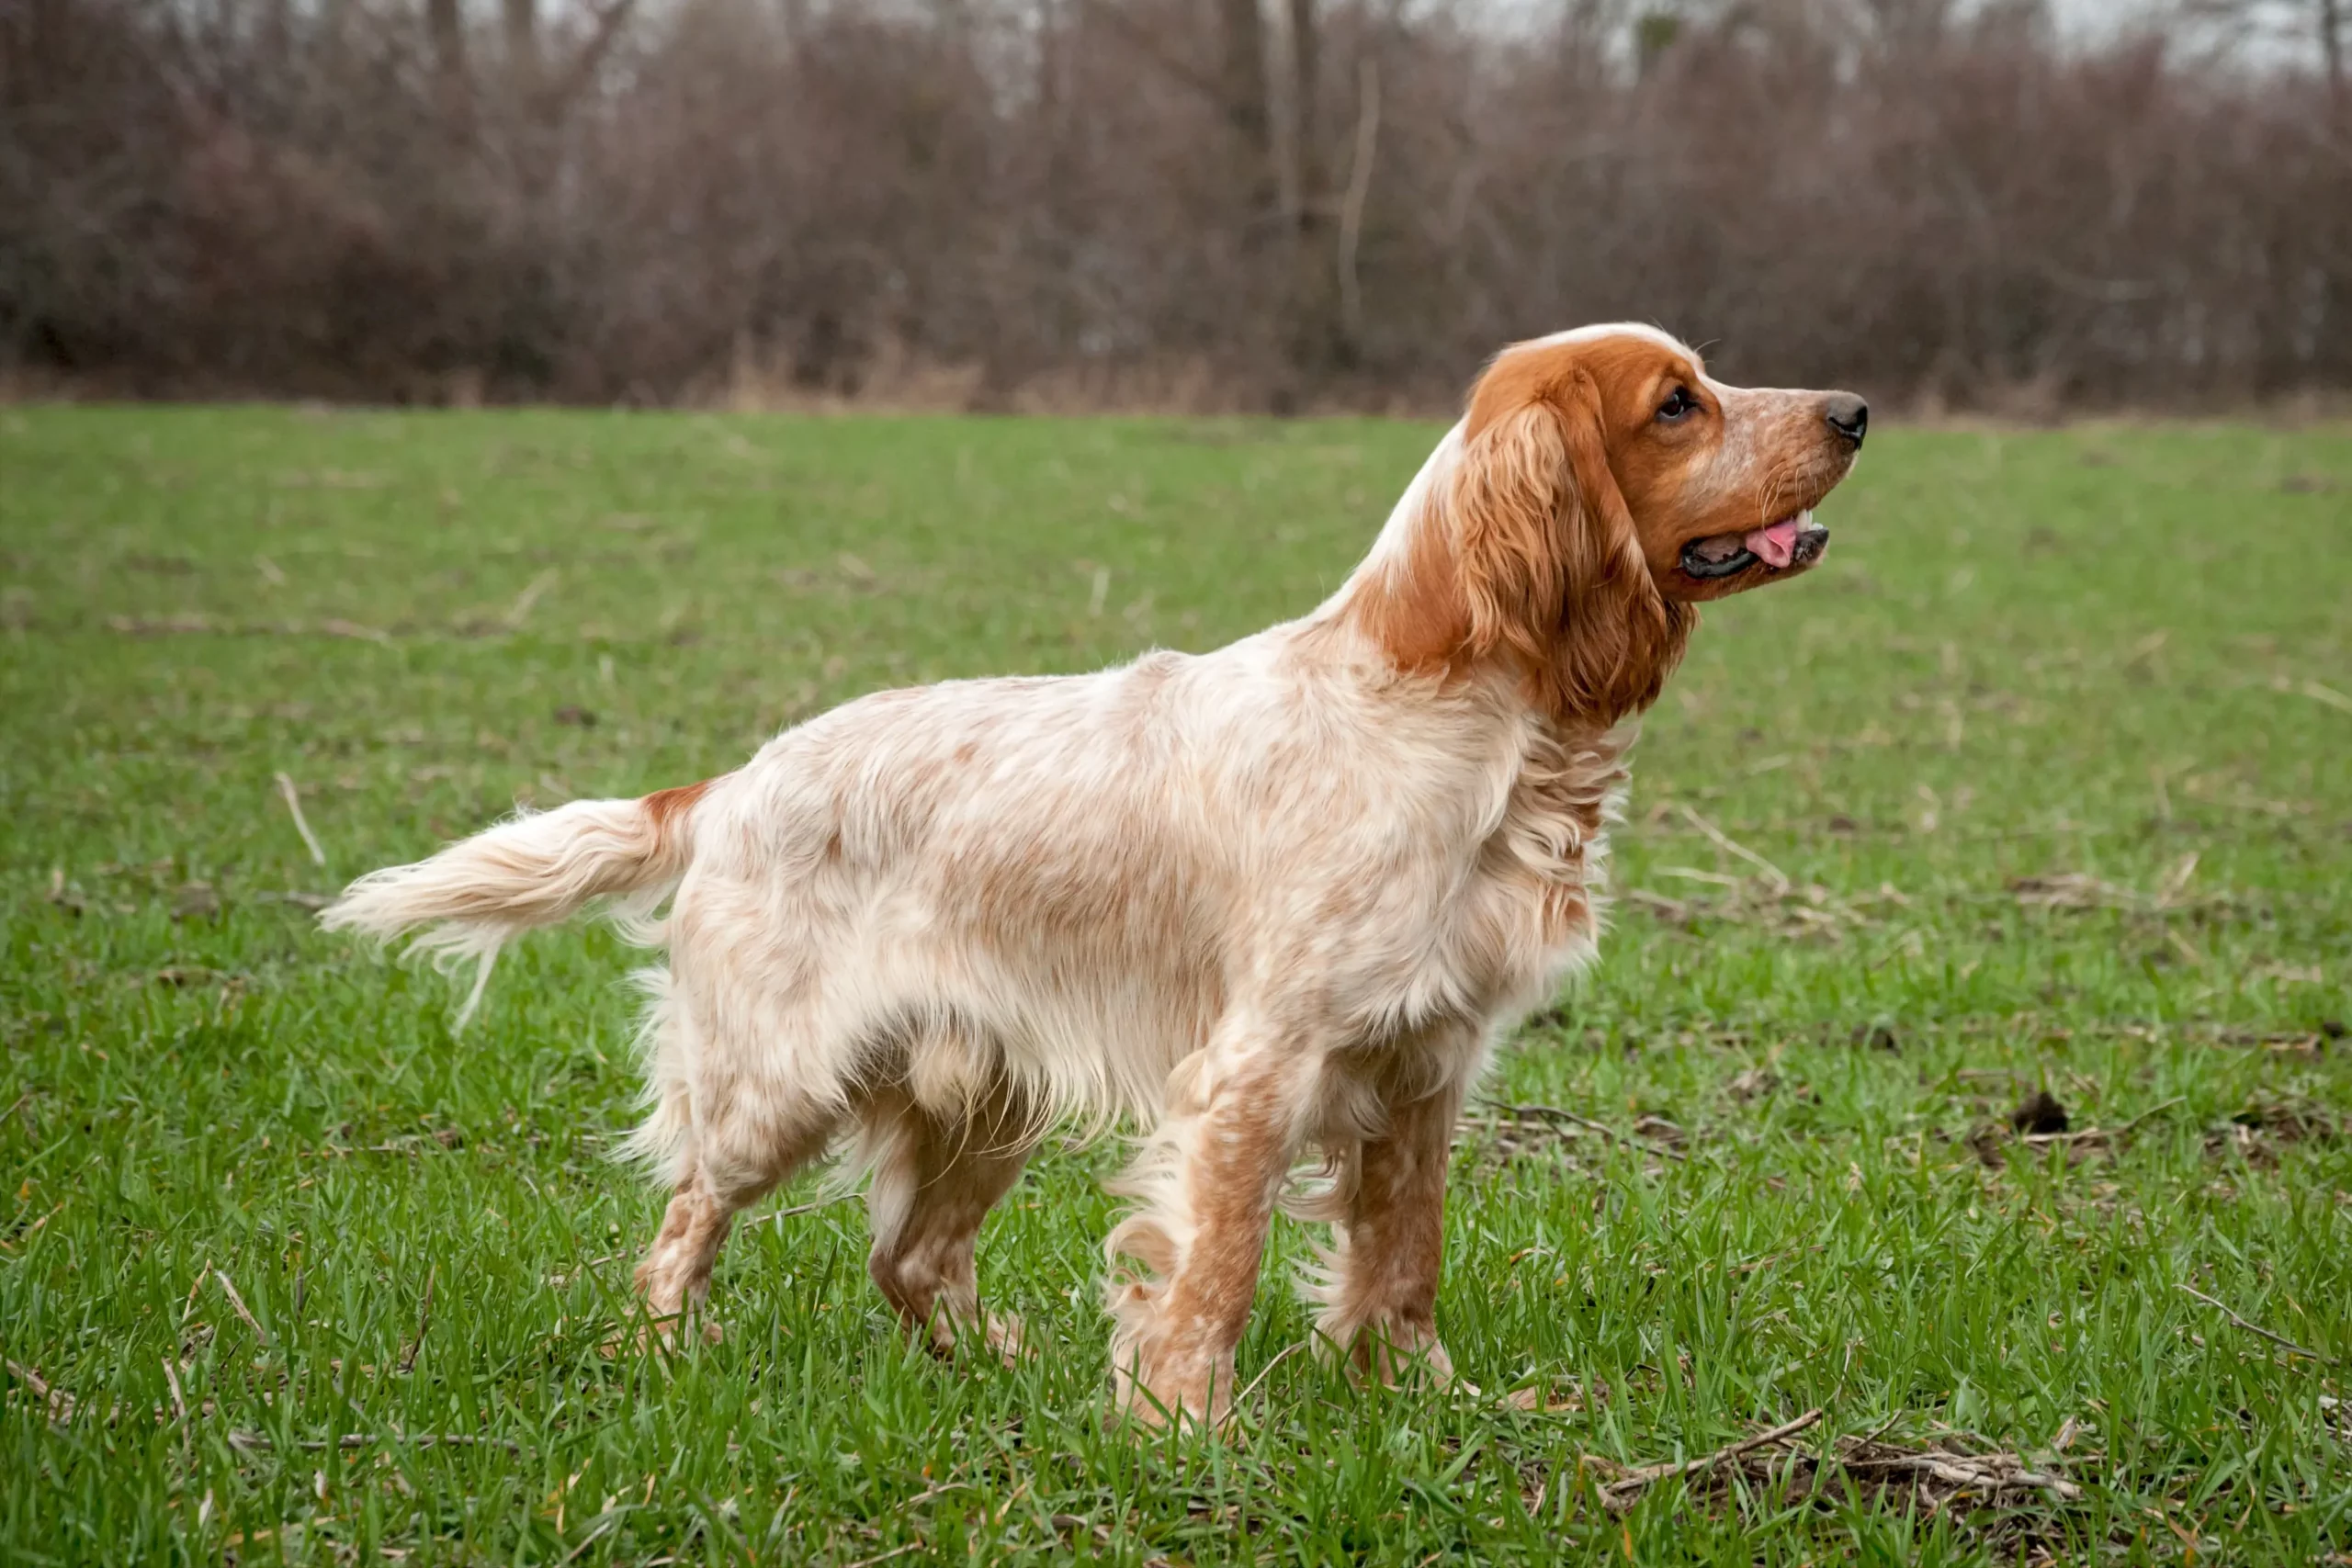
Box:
[1744,519,1799,570]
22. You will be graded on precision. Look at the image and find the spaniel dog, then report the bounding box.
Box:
[325,324,1866,1427]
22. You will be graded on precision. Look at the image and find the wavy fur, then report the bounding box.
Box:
[322,324,1864,1427]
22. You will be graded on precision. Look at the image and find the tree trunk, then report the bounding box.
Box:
[1334,53,1378,366]
[1217,0,1272,192]
[428,0,464,73]
[1283,0,1340,373]
[503,0,537,93]
[2322,0,2344,109]
[1288,0,1317,182]
[428,0,470,123]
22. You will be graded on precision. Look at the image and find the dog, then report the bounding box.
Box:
[324,323,1865,1427]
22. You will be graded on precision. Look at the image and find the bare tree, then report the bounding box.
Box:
[4,0,2347,407]
[1217,0,1273,196]
[2323,0,2344,102]
[503,0,537,94]
[427,0,470,125]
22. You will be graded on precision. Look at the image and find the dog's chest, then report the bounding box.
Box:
[1439,729,1627,1018]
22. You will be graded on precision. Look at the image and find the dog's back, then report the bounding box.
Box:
[323,324,1867,1427]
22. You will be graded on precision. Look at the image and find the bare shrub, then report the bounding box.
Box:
[2,0,2346,410]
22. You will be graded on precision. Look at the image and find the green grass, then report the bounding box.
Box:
[3,403,2349,1566]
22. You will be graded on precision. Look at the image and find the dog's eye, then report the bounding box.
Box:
[1657,387,1698,422]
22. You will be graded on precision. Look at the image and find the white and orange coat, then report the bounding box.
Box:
[326,323,1867,1425]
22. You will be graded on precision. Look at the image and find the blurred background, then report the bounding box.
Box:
[4,0,2347,413]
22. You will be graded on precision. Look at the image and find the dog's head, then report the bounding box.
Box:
[1349,324,1866,727]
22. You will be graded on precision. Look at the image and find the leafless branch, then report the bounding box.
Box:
[1336,55,1380,349]
[2177,1283,2335,1364]
[1479,1100,1689,1161]
[1598,1409,1824,1508]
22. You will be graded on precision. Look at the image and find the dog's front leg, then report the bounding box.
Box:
[1105,1033,1321,1428]
[1313,1076,1464,1387]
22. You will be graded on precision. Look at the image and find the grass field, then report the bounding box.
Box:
[3,403,2349,1565]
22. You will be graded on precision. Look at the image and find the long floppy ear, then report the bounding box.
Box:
[1448,369,1690,726]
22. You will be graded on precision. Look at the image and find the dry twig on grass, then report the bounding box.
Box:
[273,773,326,867]
[1234,1340,1312,1414]
[1972,1096,2188,1169]
[1831,1435,2081,1503]
[1593,1409,1824,1510]
[2020,1096,2187,1149]
[5,1359,75,1423]
[2175,1284,2335,1365]
[1474,1100,1689,1162]
[2007,854,2218,916]
[213,1269,269,1347]
[1679,806,1791,893]
[1628,850,1907,945]
[1582,1409,2085,1521]
[503,569,560,630]
[160,1357,188,1425]
[398,1264,436,1375]
[228,1430,520,1454]
[762,1190,862,1228]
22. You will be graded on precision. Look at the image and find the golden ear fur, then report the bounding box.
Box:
[1444,369,1690,727]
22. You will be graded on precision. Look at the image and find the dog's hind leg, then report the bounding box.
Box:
[632,1166,739,1346]
[628,990,842,1346]
[632,1105,835,1345]
[860,1076,1040,1362]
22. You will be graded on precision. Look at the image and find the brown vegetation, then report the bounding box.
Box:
[3,0,2347,411]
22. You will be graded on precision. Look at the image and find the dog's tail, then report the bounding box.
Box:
[321,779,717,1026]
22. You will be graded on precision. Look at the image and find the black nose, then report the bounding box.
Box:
[1823,394,1869,448]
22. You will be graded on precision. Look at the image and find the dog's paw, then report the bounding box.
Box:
[596,1313,712,1359]
[1332,1323,1457,1392]
[982,1311,1028,1366]
[1105,1348,1237,1433]
[596,1324,655,1360]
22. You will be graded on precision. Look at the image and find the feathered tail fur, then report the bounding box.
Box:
[321,780,713,1026]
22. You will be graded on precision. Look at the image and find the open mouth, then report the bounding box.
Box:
[1679,513,1829,580]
